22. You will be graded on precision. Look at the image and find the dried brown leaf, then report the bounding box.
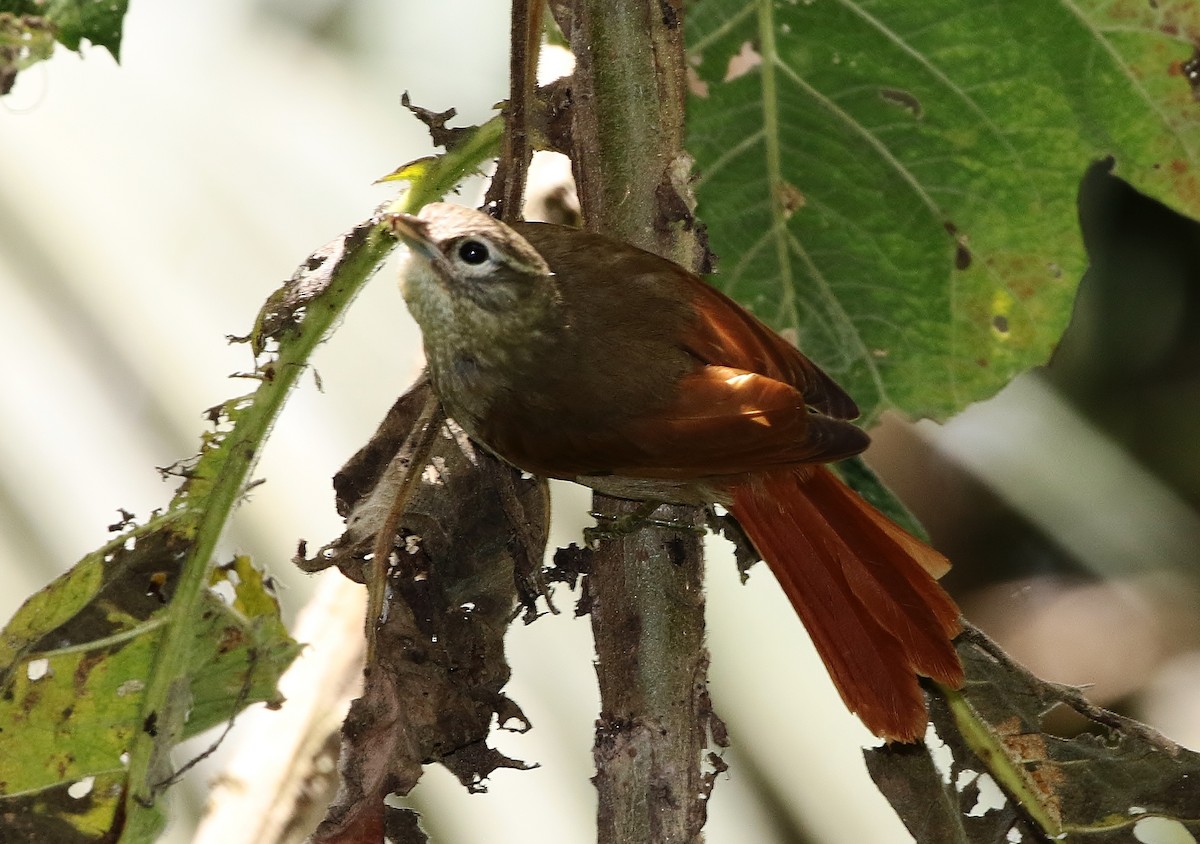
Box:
[305,378,550,842]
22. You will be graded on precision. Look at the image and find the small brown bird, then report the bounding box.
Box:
[391,202,963,742]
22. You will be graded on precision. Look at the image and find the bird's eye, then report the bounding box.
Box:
[457,240,490,265]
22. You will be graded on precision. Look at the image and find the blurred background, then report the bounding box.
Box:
[2,1,1198,842]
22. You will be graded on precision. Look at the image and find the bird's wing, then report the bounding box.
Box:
[683,280,861,420]
[485,365,868,482]
[610,365,868,478]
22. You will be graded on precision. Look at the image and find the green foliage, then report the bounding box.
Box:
[0,543,298,842]
[687,0,1200,423]
[1,0,127,54]
[0,0,128,93]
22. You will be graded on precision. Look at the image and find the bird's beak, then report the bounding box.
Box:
[388,212,440,262]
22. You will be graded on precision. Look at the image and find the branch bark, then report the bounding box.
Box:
[484,0,543,220]
[564,2,724,841]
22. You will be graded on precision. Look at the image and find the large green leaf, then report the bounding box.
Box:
[687,0,1200,422]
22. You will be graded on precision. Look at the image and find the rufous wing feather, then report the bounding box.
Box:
[482,365,867,482]
[729,466,963,742]
[616,366,868,476]
[683,282,861,420]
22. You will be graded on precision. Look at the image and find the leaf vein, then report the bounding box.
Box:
[1059,0,1199,163]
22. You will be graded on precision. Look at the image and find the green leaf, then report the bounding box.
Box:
[189,557,302,735]
[0,0,128,53]
[0,12,56,95]
[0,0,129,94]
[0,541,297,841]
[686,0,1200,423]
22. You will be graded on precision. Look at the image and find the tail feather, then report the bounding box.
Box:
[729,466,963,742]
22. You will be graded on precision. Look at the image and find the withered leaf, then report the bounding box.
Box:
[868,624,1200,843]
[305,377,550,842]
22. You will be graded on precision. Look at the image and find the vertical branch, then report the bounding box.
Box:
[567,2,721,842]
[487,0,543,221]
[568,0,701,268]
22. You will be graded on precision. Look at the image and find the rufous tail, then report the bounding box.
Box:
[729,466,963,742]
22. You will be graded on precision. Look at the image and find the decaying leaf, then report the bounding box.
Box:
[0,528,299,843]
[303,377,550,842]
[866,695,1038,844]
[868,625,1200,843]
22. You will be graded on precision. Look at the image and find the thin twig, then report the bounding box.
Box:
[364,393,444,659]
[485,0,543,220]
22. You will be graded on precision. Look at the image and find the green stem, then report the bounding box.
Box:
[396,114,505,213]
[943,686,1063,836]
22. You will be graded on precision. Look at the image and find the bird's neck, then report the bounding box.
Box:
[403,261,565,437]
